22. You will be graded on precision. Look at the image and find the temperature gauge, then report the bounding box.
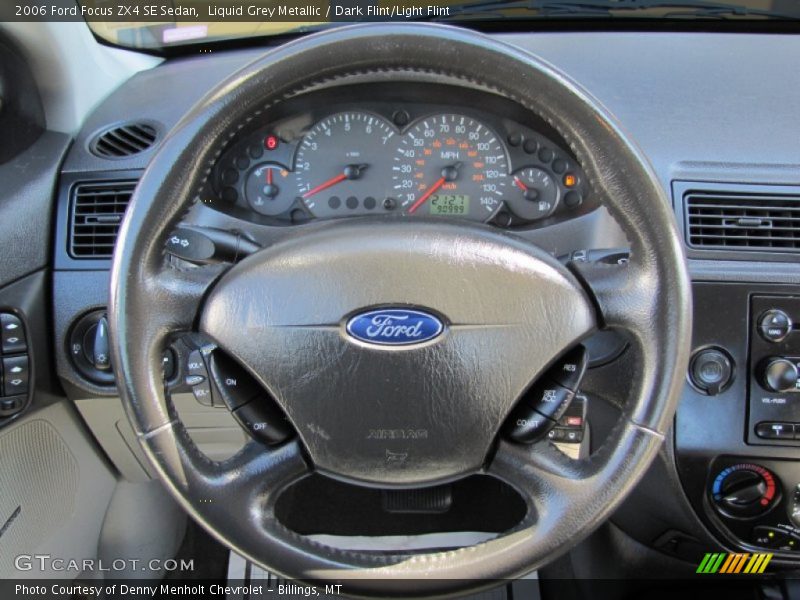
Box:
[245,163,295,216]
[509,167,559,221]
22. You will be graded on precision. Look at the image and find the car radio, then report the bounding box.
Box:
[748,296,800,446]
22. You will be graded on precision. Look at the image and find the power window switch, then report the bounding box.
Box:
[1,314,26,354]
[2,356,29,396]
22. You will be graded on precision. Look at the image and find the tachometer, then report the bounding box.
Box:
[393,114,509,221]
[294,112,398,218]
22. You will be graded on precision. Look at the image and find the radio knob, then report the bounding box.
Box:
[762,358,799,393]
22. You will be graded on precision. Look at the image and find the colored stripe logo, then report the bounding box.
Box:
[696,552,772,574]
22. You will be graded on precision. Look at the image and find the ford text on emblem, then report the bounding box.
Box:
[346,308,444,346]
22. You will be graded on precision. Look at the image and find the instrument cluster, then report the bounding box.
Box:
[210,90,591,228]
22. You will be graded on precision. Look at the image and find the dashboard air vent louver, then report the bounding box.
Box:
[90,123,157,158]
[69,181,136,259]
[685,191,800,252]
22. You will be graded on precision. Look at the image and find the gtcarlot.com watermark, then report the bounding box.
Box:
[14,554,194,573]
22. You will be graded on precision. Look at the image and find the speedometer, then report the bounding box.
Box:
[392,114,509,221]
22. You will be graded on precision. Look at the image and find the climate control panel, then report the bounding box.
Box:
[707,457,800,553]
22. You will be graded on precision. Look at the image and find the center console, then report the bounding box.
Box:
[677,284,800,561]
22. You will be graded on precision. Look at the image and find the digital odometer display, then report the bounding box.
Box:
[430,194,470,215]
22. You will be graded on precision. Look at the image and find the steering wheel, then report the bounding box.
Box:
[109,23,691,596]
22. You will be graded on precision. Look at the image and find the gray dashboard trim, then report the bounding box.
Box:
[0,130,70,287]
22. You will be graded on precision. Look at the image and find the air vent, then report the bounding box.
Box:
[69,181,136,259]
[89,123,157,158]
[685,191,800,252]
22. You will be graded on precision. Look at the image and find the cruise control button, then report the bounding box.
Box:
[548,346,587,391]
[1,314,26,354]
[755,421,794,440]
[207,352,263,410]
[233,399,292,445]
[505,406,552,444]
[527,381,574,422]
[2,356,29,396]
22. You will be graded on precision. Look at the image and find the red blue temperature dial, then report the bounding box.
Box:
[712,463,779,519]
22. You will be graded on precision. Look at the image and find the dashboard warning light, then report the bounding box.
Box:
[265,135,279,150]
[564,174,577,187]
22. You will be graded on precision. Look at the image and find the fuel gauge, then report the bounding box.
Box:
[245,163,296,216]
[509,167,559,221]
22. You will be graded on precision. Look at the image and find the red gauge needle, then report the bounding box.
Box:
[514,176,527,192]
[266,169,273,185]
[407,177,445,214]
[302,164,369,200]
[302,172,347,199]
[408,163,462,214]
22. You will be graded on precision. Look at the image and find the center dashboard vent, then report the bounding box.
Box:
[685,190,800,252]
[89,122,158,159]
[68,181,136,259]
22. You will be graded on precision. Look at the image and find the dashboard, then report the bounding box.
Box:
[208,85,592,227]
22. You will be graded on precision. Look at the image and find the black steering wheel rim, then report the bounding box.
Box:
[109,23,692,596]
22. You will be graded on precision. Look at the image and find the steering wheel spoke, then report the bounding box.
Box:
[489,416,664,538]
[148,264,228,333]
[144,423,311,533]
[570,259,656,334]
[490,439,590,509]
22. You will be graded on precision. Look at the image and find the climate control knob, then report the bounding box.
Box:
[762,358,799,393]
[712,464,779,519]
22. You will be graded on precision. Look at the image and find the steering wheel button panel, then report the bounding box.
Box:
[505,407,552,443]
[184,374,205,386]
[549,345,588,391]
[232,400,293,446]
[527,381,575,421]
[186,349,213,407]
[207,351,265,410]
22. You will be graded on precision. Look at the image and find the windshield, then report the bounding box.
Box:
[78,0,800,50]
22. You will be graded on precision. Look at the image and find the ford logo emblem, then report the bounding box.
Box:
[346,308,444,346]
